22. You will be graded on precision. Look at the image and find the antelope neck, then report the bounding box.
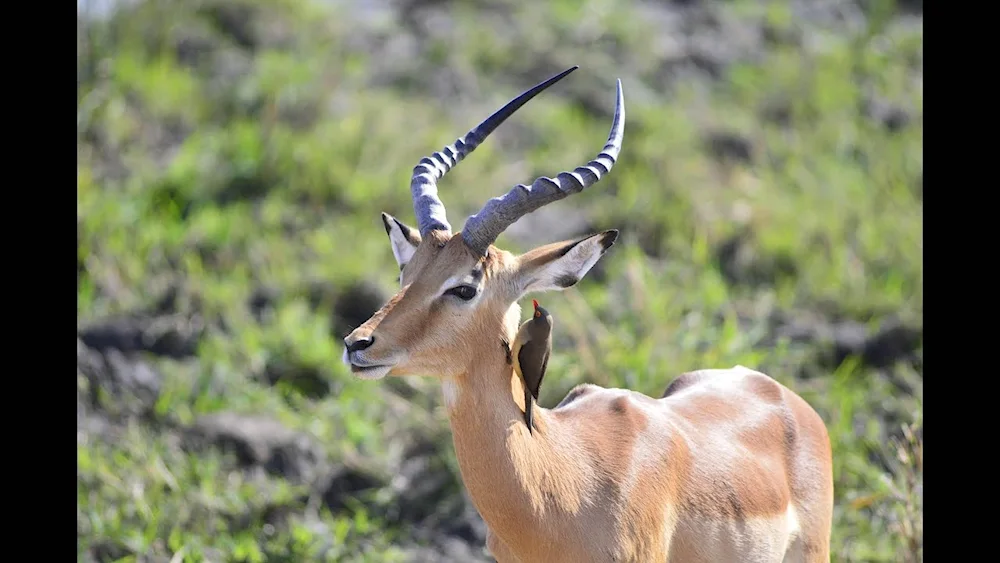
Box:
[442,334,578,536]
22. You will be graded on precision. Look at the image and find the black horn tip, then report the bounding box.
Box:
[547,66,579,84]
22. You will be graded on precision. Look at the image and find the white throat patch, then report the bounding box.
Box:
[442,379,461,410]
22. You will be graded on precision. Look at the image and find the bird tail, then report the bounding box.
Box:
[523,386,534,435]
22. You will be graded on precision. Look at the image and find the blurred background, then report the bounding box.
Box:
[77,0,922,561]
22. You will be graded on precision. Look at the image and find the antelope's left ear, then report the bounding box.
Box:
[515,230,619,295]
[382,212,421,270]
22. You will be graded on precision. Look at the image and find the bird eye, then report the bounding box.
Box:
[445,285,478,301]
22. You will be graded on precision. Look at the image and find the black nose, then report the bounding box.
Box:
[345,336,375,353]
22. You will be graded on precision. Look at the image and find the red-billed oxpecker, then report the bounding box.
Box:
[512,299,553,434]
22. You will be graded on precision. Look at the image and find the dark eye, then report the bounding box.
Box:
[445,285,477,301]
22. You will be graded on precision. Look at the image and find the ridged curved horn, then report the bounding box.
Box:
[460,79,625,256]
[409,66,580,238]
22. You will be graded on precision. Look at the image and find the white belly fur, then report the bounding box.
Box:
[668,504,801,563]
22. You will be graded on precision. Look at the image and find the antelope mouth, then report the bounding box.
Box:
[342,348,394,379]
[348,362,393,381]
[350,363,391,374]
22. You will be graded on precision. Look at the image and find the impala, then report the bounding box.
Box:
[342,67,833,562]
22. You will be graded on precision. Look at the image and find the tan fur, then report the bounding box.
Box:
[345,228,833,562]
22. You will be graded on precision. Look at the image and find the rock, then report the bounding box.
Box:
[86,539,131,563]
[248,285,280,323]
[79,315,203,360]
[441,494,488,546]
[78,220,87,288]
[146,283,202,318]
[401,546,456,563]
[388,437,488,555]
[83,538,172,563]
[392,441,462,525]
[171,20,221,68]
[760,96,793,126]
[263,357,332,399]
[150,285,180,315]
[78,339,162,416]
[78,339,106,396]
[77,409,117,443]
[761,21,802,47]
[224,496,302,536]
[200,0,259,51]
[851,320,922,370]
[320,464,386,512]
[315,430,489,558]
[715,229,797,289]
[334,280,388,335]
[704,130,755,165]
[305,280,338,312]
[106,349,162,402]
[186,412,327,485]
[402,538,492,563]
[770,313,921,370]
[862,97,913,133]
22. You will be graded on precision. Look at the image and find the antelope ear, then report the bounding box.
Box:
[382,212,420,269]
[515,230,619,295]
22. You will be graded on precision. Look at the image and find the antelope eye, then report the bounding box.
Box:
[445,285,478,301]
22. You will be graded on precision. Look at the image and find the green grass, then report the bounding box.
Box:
[78,0,922,561]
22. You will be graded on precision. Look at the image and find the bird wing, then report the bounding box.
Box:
[511,322,532,377]
[537,348,549,401]
[517,340,550,401]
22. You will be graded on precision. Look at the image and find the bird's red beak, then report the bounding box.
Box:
[532,299,539,311]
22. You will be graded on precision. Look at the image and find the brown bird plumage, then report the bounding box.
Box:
[512,299,553,434]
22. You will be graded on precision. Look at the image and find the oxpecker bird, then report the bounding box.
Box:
[512,299,553,434]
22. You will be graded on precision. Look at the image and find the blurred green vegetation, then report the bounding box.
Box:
[78,0,922,561]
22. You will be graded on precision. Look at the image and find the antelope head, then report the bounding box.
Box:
[343,67,624,381]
